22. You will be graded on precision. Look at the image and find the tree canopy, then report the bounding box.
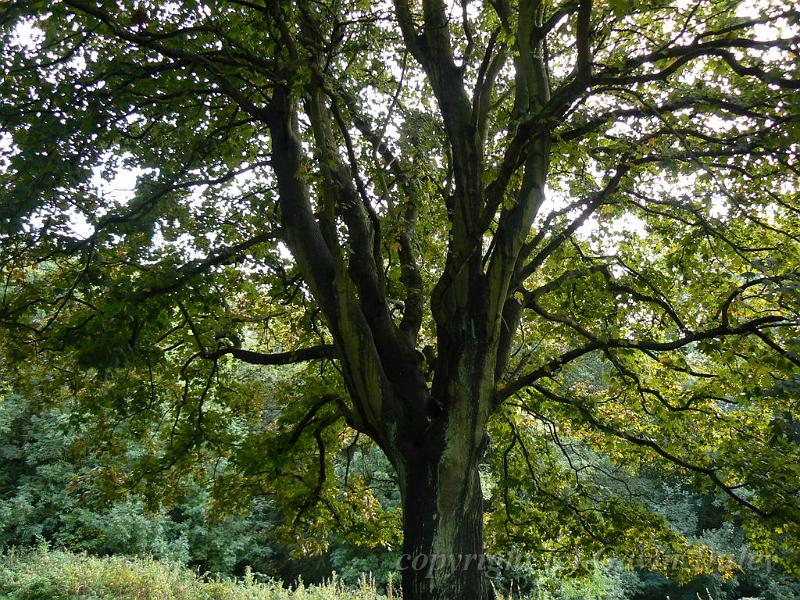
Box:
[1,1,799,599]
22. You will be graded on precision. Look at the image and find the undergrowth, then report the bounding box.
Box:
[0,548,390,600]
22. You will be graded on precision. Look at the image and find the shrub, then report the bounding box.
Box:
[0,548,386,600]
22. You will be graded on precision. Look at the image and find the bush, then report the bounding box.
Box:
[0,548,387,600]
[0,392,280,578]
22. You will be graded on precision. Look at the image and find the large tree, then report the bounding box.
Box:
[1,0,800,598]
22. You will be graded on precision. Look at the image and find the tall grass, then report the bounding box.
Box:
[1,549,750,600]
[0,548,389,600]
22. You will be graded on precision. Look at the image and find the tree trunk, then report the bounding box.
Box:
[398,444,489,600]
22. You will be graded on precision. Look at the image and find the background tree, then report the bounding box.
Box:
[1,1,799,599]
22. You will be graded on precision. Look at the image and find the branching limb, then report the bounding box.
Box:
[501,315,792,399]
[141,230,279,298]
[526,384,773,517]
[515,165,629,287]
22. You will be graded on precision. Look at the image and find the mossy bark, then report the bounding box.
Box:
[399,447,488,600]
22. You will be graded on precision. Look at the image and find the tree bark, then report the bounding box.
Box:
[398,425,489,600]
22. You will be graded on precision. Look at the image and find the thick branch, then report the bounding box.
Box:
[210,344,337,366]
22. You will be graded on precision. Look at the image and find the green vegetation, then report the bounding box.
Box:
[1,548,795,600]
[2,384,800,599]
[2,1,800,598]
[0,549,388,600]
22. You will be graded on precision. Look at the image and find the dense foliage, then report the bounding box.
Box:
[0,548,391,600]
[0,389,280,574]
[1,1,799,598]
[3,385,800,599]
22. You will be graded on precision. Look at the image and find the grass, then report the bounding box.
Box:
[0,548,391,600]
[0,549,747,600]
